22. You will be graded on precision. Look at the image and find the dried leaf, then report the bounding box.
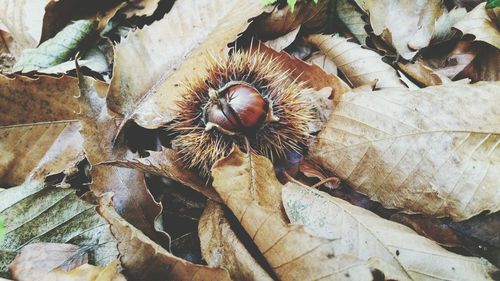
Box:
[0,121,84,187]
[307,34,406,89]
[264,26,300,52]
[0,181,118,278]
[397,61,448,87]
[336,0,369,44]
[0,74,80,126]
[310,82,500,220]
[283,183,496,281]
[9,243,88,281]
[107,0,266,129]
[0,0,47,56]
[12,20,97,73]
[454,3,500,49]
[97,194,231,281]
[101,149,221,202]
[353,0,447,59]
[199,201,274,281]
[77,71,168,244]
[41,260,125,281]
[306,52,337,75]
[212,147,375,281]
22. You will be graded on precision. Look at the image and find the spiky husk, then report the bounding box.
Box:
[167,48,316,177]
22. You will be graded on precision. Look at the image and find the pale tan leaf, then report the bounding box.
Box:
[310,82,500,220]
[77,70,168,244]
[283,183,497,281]
[41,260,125,281]
[336,0,369,44]
[353,0,446,59]
[212,147,375,281]
[307,34,406,89]
[9,243,88,281]
[97,194,231,281]
[0,0,46,57]
[306,52,337,75]
[101,149,222,202]
[0,121,83,187]
[199,201,273,281]
[454,3,500,49]
[0,74,80,126]
[107,0,266,129]
[397,61,448,87]
[264,26,300,52]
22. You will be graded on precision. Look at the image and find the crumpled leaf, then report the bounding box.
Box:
[353,0,463,59]
[283,183,496,281]
[12,20,97,73]
[0,121,84,187]
[310,81,500,220]
[212,147,376,281]
[0,181,118,278]
[307,34,406,89]
[0,0,47,57]
[40,260,125,281]
[0,74,80,126]
[97,194,231,281]
[454,3,500,49]
[107,0,266,129]
[101,149,221,202]
[336,0,369,44]
[77,70,168,245]
[9,243,88,281]
[264,26,300,52]
[199,201,274,281]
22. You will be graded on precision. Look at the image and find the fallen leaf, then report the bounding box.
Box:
[264,26,300,52]
[0,121,84,187]
[310,81,500,220]
[307,34,406,89]
[306,52,337,75]
[199,201,274,281]
[41,259,125,281]
[212,146,375,281]
[77,71,168,245]
[0,74,80,126]
[0,0,47,57]
[353,0,447,59]
[454,3,500,49]
[97,194,231,281]
[9,243,88,281]
[397,61,449,86]
[101,149,222,202]
[336,0,369,44]
[107,0,266,129]
[283,183,496,281]
[0,181,118,277]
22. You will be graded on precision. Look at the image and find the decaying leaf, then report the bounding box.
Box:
[310,82,500,220]
[9,243,88,281]
[199,201,274,281]
[40,259,125,281]
[212,147,375,281]
[0,121,84,187]
[107,0,266,129]
[264,26,300,52]
[454,3,500,49]
[0,181,118,277]
[97,194,231,281]
[307,34,406,89]
[101,149,221,202]
[77,71,168,245]
[397,61,449,87]
[336,0,369,44]
[283,183,496,281]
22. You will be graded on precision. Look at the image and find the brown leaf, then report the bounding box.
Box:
[397,61,449,87]
[9,243,88,281]
[0,74,80,126]
[310,81,500,220]
[212,147,375,281]
[263,26,300,52]
[353,0,450,59]
[336,0,369,44]
[0,121,83,187]
[283,183,497,281]
[306,52,337,75]
[77,71,167,244]
[41,260,125,281]
[101,149,222,202]
[307,34,406,89]
[454,3,500,49]
[199,201,274,281]
[97,194,231,281]
[107,0,266,129]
